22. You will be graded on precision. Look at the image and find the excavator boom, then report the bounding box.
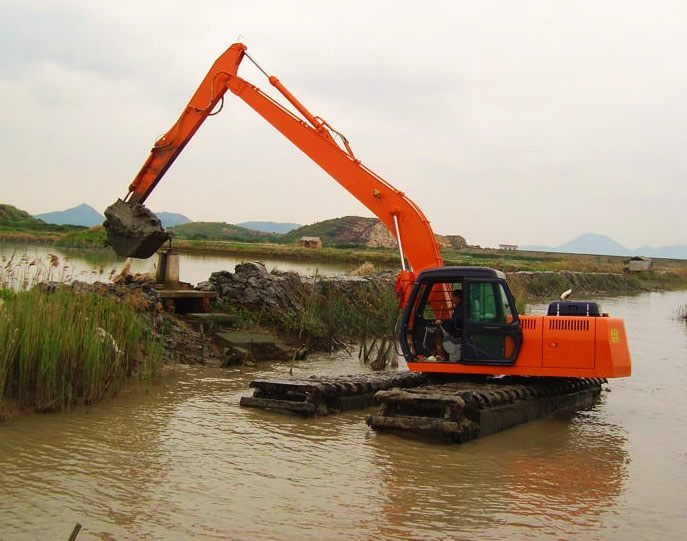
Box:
[104,42,443,292]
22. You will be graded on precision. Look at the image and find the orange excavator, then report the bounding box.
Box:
[104,43,631,381]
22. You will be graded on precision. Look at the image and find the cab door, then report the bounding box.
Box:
[462,280,522,365]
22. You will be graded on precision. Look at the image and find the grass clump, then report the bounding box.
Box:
[216,274,401,367]
[0,287,163,414]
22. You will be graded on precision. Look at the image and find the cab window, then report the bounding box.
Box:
[467,282,517,324]
[468,282,498,323]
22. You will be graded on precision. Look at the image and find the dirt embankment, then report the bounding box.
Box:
[198,262,397,353]
[51,267,650,370]
[53,280,225,366]
[197,265,650,327]
[199,262,394,309]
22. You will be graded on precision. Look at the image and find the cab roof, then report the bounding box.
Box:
[415,266,507,281]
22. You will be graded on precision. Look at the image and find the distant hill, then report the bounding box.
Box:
[237,221,301,234]
[151,214,464,249]
[34,203,103,227]
[557,233,631,256]
[284,216,466,249]
[156,211,191,228]
[170,221,281,242]
[521,233,687,259]
[633,245,687,259]
[33,203,191,229]
[1,204,83,234]
[284,216,391,247]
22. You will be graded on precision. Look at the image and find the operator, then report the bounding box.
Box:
[434,289,463,361]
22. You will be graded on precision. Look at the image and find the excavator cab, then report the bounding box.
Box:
[399,267,523,366]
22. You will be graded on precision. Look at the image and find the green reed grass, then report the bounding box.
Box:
[225,277,401,364]
[0,287,162,413]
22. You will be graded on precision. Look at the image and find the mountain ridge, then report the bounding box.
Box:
[13,201,687,259]
[237,221,302,234]
[33,204,192,228]
[34,203,103,227]
[521,233,687,259]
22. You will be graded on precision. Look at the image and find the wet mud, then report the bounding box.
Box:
[103,199,170,258]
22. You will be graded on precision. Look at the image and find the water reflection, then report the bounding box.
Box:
[367,401,629,539]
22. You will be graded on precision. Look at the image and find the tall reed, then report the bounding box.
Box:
[0,287,163,413]
[248,278,400,366]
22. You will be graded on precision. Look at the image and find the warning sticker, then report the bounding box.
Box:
[610,328,620,344]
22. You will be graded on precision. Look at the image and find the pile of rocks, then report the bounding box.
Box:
[198,262,305,312]
[198,262,395,314]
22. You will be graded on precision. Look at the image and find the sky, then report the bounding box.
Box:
[1,0,685,249]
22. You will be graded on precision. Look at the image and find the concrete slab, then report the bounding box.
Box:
[216,331,293,362]
[186,313,241,326]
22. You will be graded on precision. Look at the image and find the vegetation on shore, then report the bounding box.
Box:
[0,287,163,417]
[54,225,108,248]
[0,253,164,418]
[215,273,400,367]
[171,240,687,292]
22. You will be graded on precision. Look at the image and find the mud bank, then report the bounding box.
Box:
[198,262,398,354]
[198,261,395,310]
[28,266,653,373]
[200,265,648,315]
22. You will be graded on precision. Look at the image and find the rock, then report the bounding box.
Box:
[208,262,305,313]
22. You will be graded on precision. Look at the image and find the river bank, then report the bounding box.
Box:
[6,226,687,280]
[1,255,685,420]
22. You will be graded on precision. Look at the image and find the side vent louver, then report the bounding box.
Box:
[520,318,537,330]
[548,319,590,331]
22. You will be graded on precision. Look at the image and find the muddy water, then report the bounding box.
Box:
[0,243,349,286]
[2,291,687,540]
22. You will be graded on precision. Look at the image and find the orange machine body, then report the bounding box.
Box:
[407,315,631,378]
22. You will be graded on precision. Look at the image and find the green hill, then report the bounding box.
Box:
[237,221,302,234]
[284,216,380,247]
[169,216,440,249]
[169,217,386,247]
[0,204,84,234]
[170,221,282,243]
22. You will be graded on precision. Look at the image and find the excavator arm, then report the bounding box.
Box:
[104,42,443,301]
[125,44,248,204]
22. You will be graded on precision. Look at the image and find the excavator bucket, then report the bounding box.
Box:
[103,199,170,258]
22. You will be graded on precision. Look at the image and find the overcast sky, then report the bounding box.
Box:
[1,0,685,248]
